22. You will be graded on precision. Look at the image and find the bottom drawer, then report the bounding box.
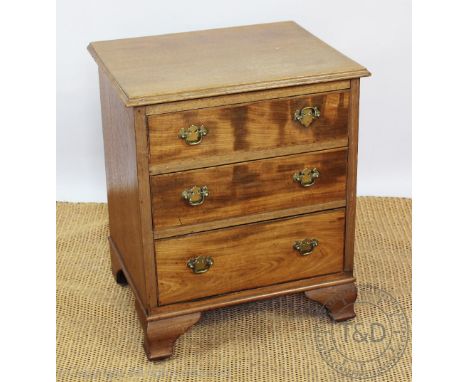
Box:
[156,209,345,305]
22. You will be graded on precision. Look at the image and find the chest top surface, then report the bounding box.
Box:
[88,21,369,106]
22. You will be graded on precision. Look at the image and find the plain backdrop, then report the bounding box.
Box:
[56,0,411,201]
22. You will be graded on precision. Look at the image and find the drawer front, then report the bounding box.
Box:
[151,148,347,235]
[156,209,345,305]
[148,91,349,174]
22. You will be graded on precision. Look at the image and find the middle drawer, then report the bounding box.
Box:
[151,148,347,237]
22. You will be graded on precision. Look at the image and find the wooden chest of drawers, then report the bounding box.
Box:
[88,21,370,360]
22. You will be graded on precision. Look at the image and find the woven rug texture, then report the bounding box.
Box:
[57,197,412,382]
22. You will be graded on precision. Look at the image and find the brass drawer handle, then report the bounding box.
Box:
[293,239,319,256]
[294,106,320,127]
[293,167,320,187]
[178,124,208,145]
[181,185,209,206]
[187,256,214,274]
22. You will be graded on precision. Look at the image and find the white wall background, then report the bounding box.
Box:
[57,0,411,202]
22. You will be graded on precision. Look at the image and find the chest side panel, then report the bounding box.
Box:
[99,70,156,309]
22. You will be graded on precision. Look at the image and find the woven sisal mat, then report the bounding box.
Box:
[57,197,411,381]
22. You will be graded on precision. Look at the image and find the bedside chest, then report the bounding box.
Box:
[88,21,370,360]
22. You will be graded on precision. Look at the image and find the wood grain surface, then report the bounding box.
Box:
[156,209,345,305]
[149,91,349,174]
[153,200,346,239]
[98,70,150,308]
[145,81,351,116]
[305,282,357,322]
[151,148,347,232]
[149,272,354,318]
[89,21,371,361]
[88,21,369,106]
[135,300,201,360]
[133,107,159,310]
[344,79,360,273]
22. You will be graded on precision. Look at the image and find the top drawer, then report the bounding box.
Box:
[148,91,349,174]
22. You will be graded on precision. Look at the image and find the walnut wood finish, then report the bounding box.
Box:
[145,81,351,115]
[305,282,357,322]
[135,299,201,361]
[99,70,155,309]
[344,79,361,273]
[88,22,369,106]
[90,22,369,361]
[151,149,347,233]
[156,209,345,305]
[153,200,346,239]
[148,91,349,174]
[150,272,355,319]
